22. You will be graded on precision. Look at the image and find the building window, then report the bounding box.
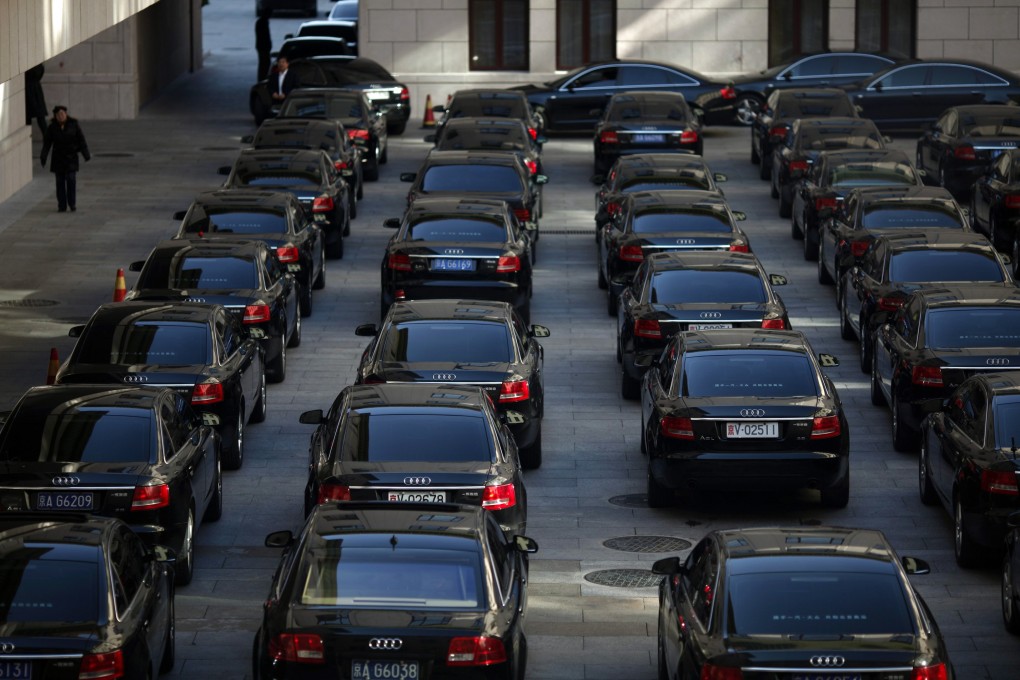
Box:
[469,0,529,71]
[768,0,828,66]
[856,0,916,57]
[557,0,615,70]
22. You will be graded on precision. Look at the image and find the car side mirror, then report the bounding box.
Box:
[241,134,254,144]
[399,173,417,182]
[769,274,788,286]
[432,105,445,113]
[855,105,863,114]
[817,353,840,368]
[534,174,549,185]
[513,535,539,554]
[873,82,883,92]
[882,135,892,144]
[68,324,85,338]
[172,210,187,220]
[423,134,436,143]
[651,556,683,575]
[383,218,401,229]
[732,211,747,221]
[129,260,145,272]
[355,323,379,336]
[901,556,930,575]
[530,324,551,338]
[299,409,324,425]
[265,530,294,548]
[713,172,728,183]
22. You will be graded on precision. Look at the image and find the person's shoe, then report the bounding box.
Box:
[58,207,66,212]
[70,206,76,212]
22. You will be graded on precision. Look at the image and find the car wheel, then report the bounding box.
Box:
[287,306,302,348]
[356,175,364,200]
[803,225,818,260]
[597,260,608,290]
[838,290,854,341]
[955,494,983,568]
[858,315,871,374]
[388,121,407,136]
[759,152,771,181]
[938,161,948,190]
[159,592,176,673]
[621,371,640,400]
[249,369,267,424]
[870,352,886,407]
[349,194,357,220]
[732,94,759,126]
[325,232,344,259]
[223,404,245,470]
[519,427,542,470]
[990,213,1002,251]
[918,438,937,506]
[817,246,833,285]
[616,335,623,364]
[175,507,195,586]
[791,214,803,240]
[299,282,313,318]
[380,141,389,164]
[267,337,286,384]
[607,290,618,317]
[364,150,380,181]
[820,472,849,509]
[204,458,223,522]
[750,137,760,165]
[313,250,326,290]
[640,420,648,456]
[646,466,673,508]
[778,187,792,219]
[1003,552,1020,634]
[891,389,916,453]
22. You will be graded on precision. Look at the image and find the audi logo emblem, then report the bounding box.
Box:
[432,374,457,381]
[0,643,14,653]
[368,638,403,651]
[123,375,148,383]
[739,409,766,418]
[699,312,723,319]
[403,477,431,486]
[987,358,1011,366]
[675,238,696,245]
[809,656,846,668]
[184,297,206,303]
[52,476,81,487]
[443,248,465,255]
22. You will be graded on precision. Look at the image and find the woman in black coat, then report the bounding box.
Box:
[40,105,90,212]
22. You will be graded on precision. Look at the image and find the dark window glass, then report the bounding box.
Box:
[994,398,1020,449]
[406,218,508,242]
[622,179,711,193]
[861,206,964,230]
[888,251,1006,283]
[173,257,258,289]
[837,54,896,75]
[486,518,513,594]
[682,353,818,398]
[855,0,915,56]
[329,2,359,21]
[768,0,828,66]
[78,322,210,366]
[0,410,154,463]
[0,549,99,622]
[930,65,1004,86]
[437,124,529,152]
[876,65,927,88]
[649,271,767,304]
[421,165,523,193]
[280,96,364,121]
[570,66,618,89]
[469,0,529,71]
[788,55,835,78]
[448,95,527,120]
[958,112,1020,137]
[237,172,322,188]
[797,125,884,151]
[379,321,513,363]
[776,95,856,118]
[828,162,918,188]
[924,308,1020,349]
[111,527,147,609]
[556,0,614,70]
[340,413,492,462]
[608,97,690,122]
[183,210,288,236]
[618,66,693,87]
[632,212,732,234]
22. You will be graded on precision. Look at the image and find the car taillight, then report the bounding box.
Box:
[769,125,788,138]
[789,159,809,174]
[981,469,1019,496]
[131,484,170,511]
[1006,194,1020,209]
[482,483,516,510]
[661,416,694,440]
[191,380,224,405]
[317,483,352,503]
[524,159,538,175]
[312,196,334,213]
[513,208,530,222]
[700,663,743,679]
[911,365,943,387]
[387,253,412,271]
[719,86,736,100]
[815,196,837,212]
[680,130,699,145]
[619,244,644,262]
[447,636,507,666]
[499,379,530,402]
[606,201,621,216]
[497,255,521,273]
[269,633,325,664]
[729,242,750,253]
[399,86,410,101]
[811,415,841,439]
[79,650,124,680]
[348,129,370,141]
[850,240,869,257]
[760,318,785,329]
[244,303,272,323]
[954,145,976,161]
[910,664,948,680]
[334,160,348,171]
[527,126,537,141]
[634,319,662,339]
[275,245,300,263]
[877,296,904,312]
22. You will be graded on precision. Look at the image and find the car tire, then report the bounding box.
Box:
[803,226,818,260]
[325,233,344,259]
[778,188,792,219]
[380,140,388,164]
[919,438,937,506]
[175,507,195,586]
[647,467,673,508]
[349,195,357,220]
[858,316,872,374]
[364,151,380,181]
[759,152,771,181]
[750,138,760,165]
[955,494,984,568]
[1003,552,1020,634]
[870,352,886,407]
[204,458,223,522]
[267,338,287,384]
[621,371,640,400]
[656,627,669,680]
[732,94,759,126]
[287,306,302,348]
[300,282,313,318]
[990,213,1003,251]
[791,214,803,240]
[892,390,916,453]
[597,261,608,290]
[519,427,542,470]
[608,291,618,317]
[820,472,849,509]
[817,248,833,285]
[938,161,948,191]
[1013,233,1020,280]
[640,420,648,456]
[313,251,326,290]
[250,369,267,424]
[356,176,364,200]
[770,169,779,198]
[159,593,176,673]
[343,204,352,236]
[839,290,854,341]
[223,405,245,470]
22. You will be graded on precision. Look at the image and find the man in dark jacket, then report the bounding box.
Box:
[40,105,90,212]
[255,12,272,81]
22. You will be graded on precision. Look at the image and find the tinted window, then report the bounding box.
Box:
[682,353,818,398]
[994,398,1020,449]
[570,66,618,89]
[789,55,834,77]
[182,210,288,236]
[340,413,491,462]
[876,65,927,88]
[829,161,917,188]
[280,96,364,121]
[777,95,856,119]
[888,250,1006,283]
[0,410,155,463]
[798,125,884,151]
[406,218,507,242]
[0,547,99,622]
[608,98,689,122]
[622,179,710,193]
[924,308,1020,348]
[173,257,258,289]
[861,206,963,229]
[77,322,211,365]
[837,54,892,75]
[633,212,732,234]
[620,65,696,86]
[237,171,322,188]
[320,59,397,84]
[437,126,528,152]
[959,111,1020,137]
[421,166,523,193]
[379,321,513,363]
[330,2,358,21]
[449,96,527,119]
[650,271,766,304]
[929,65,1005,86]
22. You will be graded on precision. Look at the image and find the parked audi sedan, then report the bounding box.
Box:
[973,148,1020,259]
[354,300,549,469]
[617,251,789,399]
[592,91,702,174]
[434,88,543,142]
[641,329,848,508]
[220,148,350,257]
[291,20,358,56]
[253,502,537,680]
[173,189,325,317]
[127,239,300,383]
[57,302,266,470]
[652,526,952,680]
[0,513,176,677]
[426,117,544,181]
[380,197,534,321]
[917,105,1020,198]
[0,384,221,585]
[921,369,1020,567]
[298,383,527,535]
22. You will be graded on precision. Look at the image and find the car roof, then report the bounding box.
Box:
[0,513,119,549]
[852,185,956,205]
[647,251,760,272]
[714,526,897,569]
[680,329,810,353]
[451,89,529,99]
[444,117,527,129]
[347,383,489,412]
[90,300,221,324]
[193,189,298,211]
[307,502,488,540]
[870,58,1019,82]
[406,197,510,220]
[912,284,1020,309]
[387,299,513,323]
[19,384,167,411]
[625,190,729,211]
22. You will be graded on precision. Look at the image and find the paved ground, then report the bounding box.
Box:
[2,1,1020,677]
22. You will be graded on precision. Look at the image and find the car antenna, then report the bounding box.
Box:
[390,534,398,551]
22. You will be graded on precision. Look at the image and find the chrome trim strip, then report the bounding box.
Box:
[742,667,912,673]
[2,485,135,491]
[694,417,814,422]
[349,486,481,492]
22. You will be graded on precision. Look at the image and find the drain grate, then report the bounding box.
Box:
[608,493,647,508]
[0,299,59,307]
[603,536,691,553]
[92,152,135,158]
[584,569,662,588]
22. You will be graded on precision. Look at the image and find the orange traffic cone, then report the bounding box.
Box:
[46,347,59,385]
[422,94,436,128]
[113,267,127,302]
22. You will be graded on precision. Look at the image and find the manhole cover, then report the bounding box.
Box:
[603,536,691,553]
[584,569,662,588]
[92,152,134,158]
[608,493,647,508]
[201,146,241,151]
[0,299,59,307]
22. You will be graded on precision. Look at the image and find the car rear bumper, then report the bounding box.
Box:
[649,451,847,492]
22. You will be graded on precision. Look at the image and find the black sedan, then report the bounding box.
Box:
[973,148,1020,259]
[253,502,538,680]
[641,329,848,508]
[0,513,176,677]
[354,299,549,469]
[380,197,534,321]
[770,116,886,218]
[292,20,358,55]
[425,117,544,181]
[845,59,1020,131]
[618,251,789,400]
[127,239,300,383]
[652,526,952,679]
[0,384,221,585]
[592,91,702,174]
[298,383,528,535]
[921,369,1020,567]
[220,148,350,257]
[57,302,266,470]
[510,59,736,130]
[279,87,388,181]
[173,189,325,317]
[434,88,543,141]
[791,148,922,259]
[274,36,350,61]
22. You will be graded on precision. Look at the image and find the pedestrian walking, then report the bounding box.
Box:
[24,64,48,138]
[255,11,272,81]
[40,105,91,212]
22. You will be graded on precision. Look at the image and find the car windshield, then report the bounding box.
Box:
[633,211,732,234]
[77,322,211,365]
[406,217,507,242]
[340,413,492,462]
[959,113,1020,137]
[0,550,99,623]
[379,321,513,363]
[608,100,688,122]
[182,210,288,235]
[236,171,321,189]
[924,308,1020,348]
[0,409,154,463]
[862,205,964,230]
[650,271,766,304]
[280,96,364,122]
[171,257,259,289]
[301,543,484,609]
[888,251,1005,283]
[682,353,818,398]
[799,126,883,151]
[829,162,918,188]
[994,398,1020,449]
[777,97,855,118]
[421,166,523,193]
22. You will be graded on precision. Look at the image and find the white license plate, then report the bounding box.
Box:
[688,323,732,331]
[791,675,862,680]
[388,491,446,502]
[365,91,390,100]
[352,660,418,680]
[726,421,778,438]
[632,133,665,143]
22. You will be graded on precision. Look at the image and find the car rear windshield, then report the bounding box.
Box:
[959,113,1020,137]
[0,410,155,463]
[450,97,526,119]
[861,205,963,230]
[421,166,523,194]
[888,250,1005,283]
[799,126,883,151]
[340,413,492,462]
[829,162,918,188]
[438,128,527,152]
[407,217,508,242]
[650,271,766,304]
[0,553,99,623]
[172,257,259,289]
[633,211,732,234]
[182,210,288,235]
[77,322,211,366]
[379,322,513,363]
[608,100,689,122]
[301,545,484,609]
[280,96,364,121]
[924,308,1020,348]
[777,97,855,118]
[237,171,322,188]
[682,353,818,398]
[994,398,1020,449]
[623,179,710,193]
[727,570,914,636]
